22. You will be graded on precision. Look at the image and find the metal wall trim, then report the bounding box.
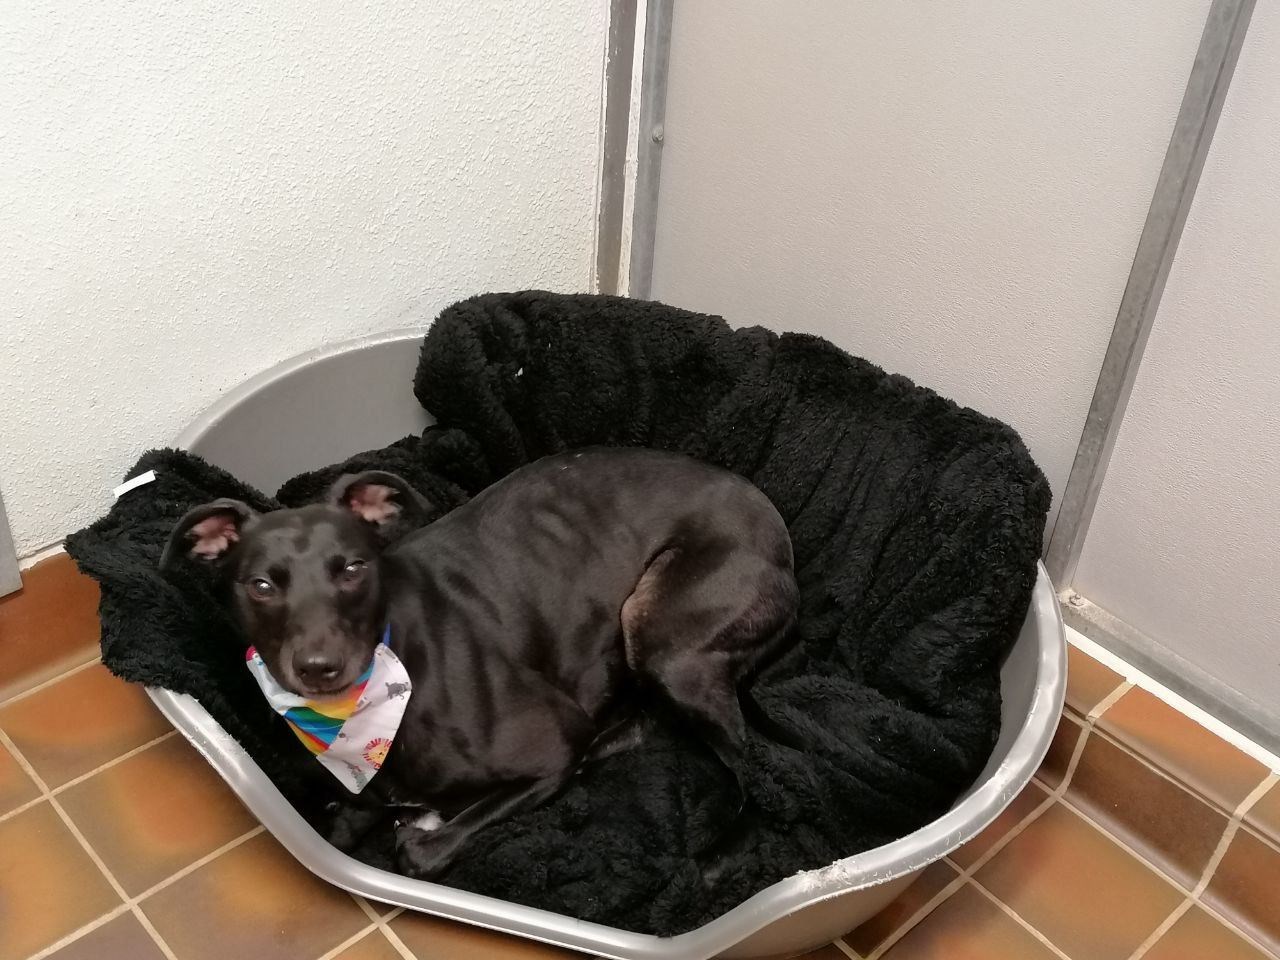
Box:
[1045,0,1257,586]
[625,0,674,300]
[0,489,21,597]
[593,0,639,296]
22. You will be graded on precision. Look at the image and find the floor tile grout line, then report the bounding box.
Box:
[17,728,179,960]
[1068,633,1280,773]
[1130,772,1280,960]
[313,921,382,960]
[861,724,1094,960]
[966,878,1074,960]
[1189,890,1280,957]
[1054,766,1280,910]
[1231,817,1280,858]
[47,787,179,960]
[1057,792,1208,898]
[131,825,266,902]
[376,922,417,960]
[0,725,53,796]
[860,871,970,960]
[1086,679,1134,722]
[352,896,416,960]
[956,714,1092,875]
[831,937,862,959]
[1,711,261,873]
[0,730,180,824]
[0,726,177,960]
[1232,770,1279,823]
[852,676,1264,960]
[0,655,102,710]
[0,791,48,824]
[2,721,260,960]
[1125,898,1195,960]
[50,730,179,792]
[8,800,265,960]
[19,827,267,960]
[4,658,1256,960]
[353,895,385,925]
[1057,778,1280,942]
[18,902,136,960]
[127,904,181,960]
[1081,706,1273,824]
[950,789,1058,878]
[377,924,417,960]
[1049,760,1279,960]
[1185,772,1277,900]
[1081,713,1266,823]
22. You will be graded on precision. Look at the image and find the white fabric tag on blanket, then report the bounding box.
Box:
[113,470,157,499]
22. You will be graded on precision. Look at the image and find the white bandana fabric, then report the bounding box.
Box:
[245,629,413,794]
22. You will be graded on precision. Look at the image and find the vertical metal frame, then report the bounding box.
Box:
[616,0,1267,743]
[593,0,638,296]
[1045,0,1256,588]
[0,489,21,596]
[625,0,674,300]
[613,0,1258,605]
[593,0,674,299]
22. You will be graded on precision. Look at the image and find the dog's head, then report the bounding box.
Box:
[161,471,430,698]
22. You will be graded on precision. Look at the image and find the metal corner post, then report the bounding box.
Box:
[594,0,639,296]
[0,489,21,596]
[1044,0,1256,589]
[626,0,674,301]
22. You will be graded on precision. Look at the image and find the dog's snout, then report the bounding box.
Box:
[294,653,344,687]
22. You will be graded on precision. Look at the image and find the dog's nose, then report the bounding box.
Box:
[294,654,343,687]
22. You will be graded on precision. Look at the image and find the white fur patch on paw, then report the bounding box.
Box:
[410,810,444,832]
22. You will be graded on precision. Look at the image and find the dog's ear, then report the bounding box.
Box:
[160,499,257,571]
[328,471,433,533]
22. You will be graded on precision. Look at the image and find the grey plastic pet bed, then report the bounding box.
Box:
[68,292,1065,960]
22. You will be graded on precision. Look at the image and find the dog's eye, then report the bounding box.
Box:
[341,560,366,582]
[247,578,276,599]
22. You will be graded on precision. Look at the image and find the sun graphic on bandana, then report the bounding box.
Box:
[362,738,392,769]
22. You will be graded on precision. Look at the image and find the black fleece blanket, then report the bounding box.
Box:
[67,292,1050,936]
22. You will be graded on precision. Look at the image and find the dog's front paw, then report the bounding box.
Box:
[324,805,386,854]
[394,819,455,879]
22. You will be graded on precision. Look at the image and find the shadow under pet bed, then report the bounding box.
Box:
[67,292,1063,960]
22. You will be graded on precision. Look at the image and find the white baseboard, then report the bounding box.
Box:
[1066,623,1280,773]
[19,541,66,570]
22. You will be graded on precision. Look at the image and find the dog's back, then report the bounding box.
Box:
[384,448,793,717]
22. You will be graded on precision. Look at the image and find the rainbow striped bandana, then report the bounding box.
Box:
[245,626,412,794]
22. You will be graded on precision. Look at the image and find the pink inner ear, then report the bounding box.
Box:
[346,484,401,525]
[188,514,241,558]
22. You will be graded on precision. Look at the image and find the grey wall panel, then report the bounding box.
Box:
[651,0,1210,526]
[1076,0,1280,721]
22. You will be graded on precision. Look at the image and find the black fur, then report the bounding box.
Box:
[162,449,799,879]
[66,291,1050,935]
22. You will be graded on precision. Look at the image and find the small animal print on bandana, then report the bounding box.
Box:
[363,737,392,768]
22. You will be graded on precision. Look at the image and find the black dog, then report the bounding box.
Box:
[162,448,798,877]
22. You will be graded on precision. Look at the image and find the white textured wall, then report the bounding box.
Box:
[650,1,1210,520]
[1,0,606,555]
[1076,2,1280,718]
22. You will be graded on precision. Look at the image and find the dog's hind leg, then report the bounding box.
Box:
[582,703,653,763]
[622,546,797,802]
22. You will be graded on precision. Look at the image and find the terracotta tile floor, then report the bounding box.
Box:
[2,554,1278,960]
